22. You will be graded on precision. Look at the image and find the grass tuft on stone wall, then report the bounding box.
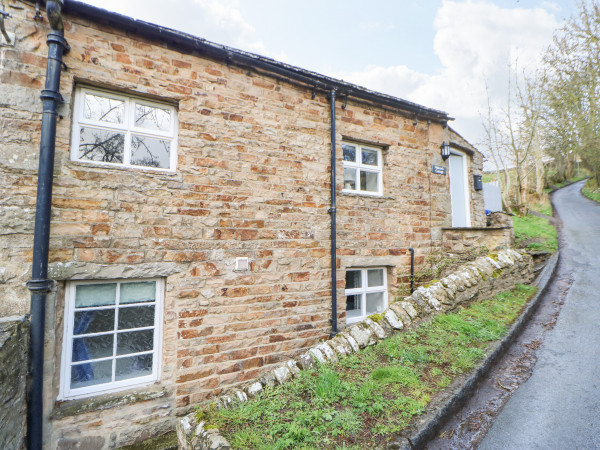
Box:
[196,284,537,449]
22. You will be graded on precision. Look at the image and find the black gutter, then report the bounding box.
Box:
[26,1,68,449]
[329,90,338,338]
[56,0,451,123]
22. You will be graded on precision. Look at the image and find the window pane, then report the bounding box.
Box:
[130,135,171,169]
[345,270,362,289]
[367,269,384,287]
[83,93,124,124]
[342,144,356,162]
[78,127,125,163]
[135,104,171,131]
[362,148,378,166]
[346,294,362,320]
[115,354,153,381]
[118,305,155,330]
[72,335,114,362]
[117,329,154,356]
[120,281,156,304]
[344,167,357,190]
[74,310,115,335]
[360,171,379,192]
[366,292,385,315]
[71,360,112,389]
[75,283,117,308]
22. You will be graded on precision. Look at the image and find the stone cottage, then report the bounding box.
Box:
[0,0,494,447]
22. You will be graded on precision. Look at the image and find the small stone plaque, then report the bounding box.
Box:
[432,164,447,175]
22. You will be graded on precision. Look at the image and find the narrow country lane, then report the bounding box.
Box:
[479,180,600,448]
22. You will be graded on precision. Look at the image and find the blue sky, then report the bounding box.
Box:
[81,0,579,151]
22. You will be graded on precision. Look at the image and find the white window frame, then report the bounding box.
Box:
[59,278,164,400]
[71,86,178,172]
[344,267,388,324]
[342,142,384,196]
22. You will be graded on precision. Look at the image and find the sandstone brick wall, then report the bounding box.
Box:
[442,226,515,256]
[0,317,28,450]
[0,3,484,447]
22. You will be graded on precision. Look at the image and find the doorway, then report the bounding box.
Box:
[449,150,471,227]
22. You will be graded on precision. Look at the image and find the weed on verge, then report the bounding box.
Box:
[197,284,538,449]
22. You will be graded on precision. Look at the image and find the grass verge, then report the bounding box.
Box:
[513,214,558,252]
[197,284,538,449]
[582,179,600,203]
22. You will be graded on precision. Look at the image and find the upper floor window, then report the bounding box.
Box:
[342,142,383,196]
[345,267,388,324]
[60,279,164,399]
[71,87,178,171]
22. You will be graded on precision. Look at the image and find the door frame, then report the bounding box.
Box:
[448,149,471,227]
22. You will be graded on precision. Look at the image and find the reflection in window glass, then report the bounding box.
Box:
[343,144,356,162]
[130,135,171,169]
[116,354,153,381]
[118,306,155,330]
[344,168,357,190]
[71,360,112,389]
[345,270,361,289]
[78,128,125,164]
[367,269,384,287]
[135,104,171,131]
[360,171,379,192]
[117,329,154,356]
[362,149,378,166]
[83,93,124,124]
[346,294,362,320]
[366,292,385,314]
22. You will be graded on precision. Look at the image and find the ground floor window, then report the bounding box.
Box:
[345,268,388,324]
[60,278,163,399]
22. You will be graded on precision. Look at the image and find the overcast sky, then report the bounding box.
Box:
[81,0,577,152]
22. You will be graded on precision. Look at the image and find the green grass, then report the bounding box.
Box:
[513,214,558,252]
[197,284,538,449]
[582,179,600,203]
[529,200,553,217]
[553,174,587,188]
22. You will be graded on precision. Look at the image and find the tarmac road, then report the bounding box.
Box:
[480,180,600,449]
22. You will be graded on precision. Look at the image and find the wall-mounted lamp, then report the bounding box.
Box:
[441,141,451,161]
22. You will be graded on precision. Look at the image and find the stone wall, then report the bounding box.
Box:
[442,226,514,256]
[178,248,534,449]
[1,2,484,447]
[0,317,28,450]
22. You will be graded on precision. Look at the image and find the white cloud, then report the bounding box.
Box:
[332,1,559,148]
[81,0,287,60]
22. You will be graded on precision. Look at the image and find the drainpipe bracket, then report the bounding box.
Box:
[27,278,55,294]
[327,207,336,214]
[40,89,64,104]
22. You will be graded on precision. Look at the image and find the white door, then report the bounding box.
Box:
[449,152,470,227]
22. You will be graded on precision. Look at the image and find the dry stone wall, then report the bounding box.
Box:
[2,2,484,447]
[178,248,534,449]
[0,317,28,450]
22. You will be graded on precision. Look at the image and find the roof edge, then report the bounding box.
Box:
[54,0,451,122]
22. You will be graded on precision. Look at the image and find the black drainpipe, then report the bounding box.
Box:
[329,89,338,338]
[26,1,68,449]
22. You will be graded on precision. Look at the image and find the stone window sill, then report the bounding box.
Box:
[51,386,167,420]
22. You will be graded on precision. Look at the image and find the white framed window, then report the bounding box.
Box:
[345,267,388,324]
[60,279,163,400]
[71,87,178,171]
[342,142,383,196]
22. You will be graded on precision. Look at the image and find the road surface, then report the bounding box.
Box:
[480,181,600,448]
